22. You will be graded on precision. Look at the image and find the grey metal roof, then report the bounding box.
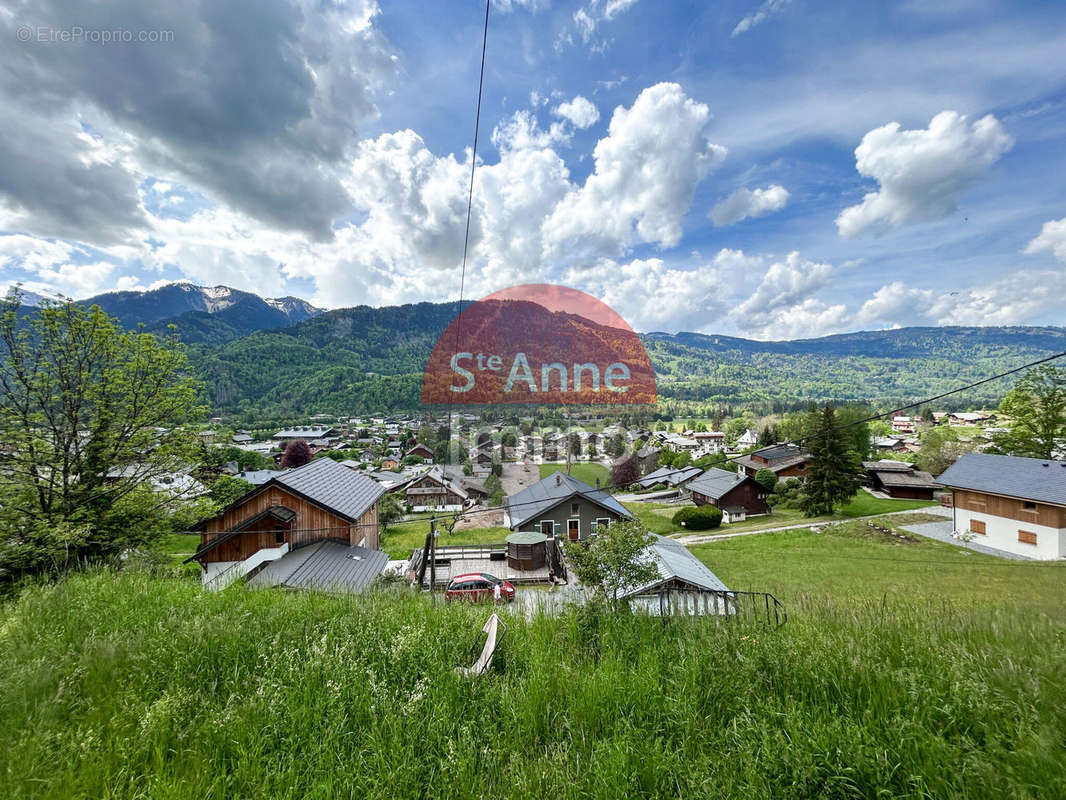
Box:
[735,452,808,474]
[621,534,729,597]
[636,465,702,489]
[936,453,1066,506]
[751,444,808,462]
[877,469,937,489]
[248,541,388,593]
[237,469,285,485]
[687,467,746,500]
[863,460,915,472]
[507,470,633,529]
[272,458,385,520]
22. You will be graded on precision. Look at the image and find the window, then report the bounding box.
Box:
[1018,530,1038,546]
[970,520,986,535]
[274,531,285,545]
[1021,501,1037,512]
[592,518,611,533]
[571,502,580,514]
[540,520,555,537]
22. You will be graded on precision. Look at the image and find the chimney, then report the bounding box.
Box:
[555,473,561,486]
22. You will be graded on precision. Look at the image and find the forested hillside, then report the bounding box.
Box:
[178,300,1066,418]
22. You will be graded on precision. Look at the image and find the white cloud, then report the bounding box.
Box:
[732,252,834,321]
[552,96,600,129]
[709,184,789,226]
[543,83,726,257]
[732,0,792,37]
[491,111,570,152]
[836,111,1013,237]
[562,249,759,333]
[558,0,641,52]
[1023,217,1066,264]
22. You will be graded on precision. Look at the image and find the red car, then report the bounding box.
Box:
[445,573,515,603]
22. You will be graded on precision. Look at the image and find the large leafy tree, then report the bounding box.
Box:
[992,366,1066,459]
[611,454,640,488]
[0,293,205,581]
[281,439,312,468]
[564,520,658,608]
[799,403,864,517]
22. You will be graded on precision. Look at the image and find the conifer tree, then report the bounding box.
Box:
[800,403,863,516]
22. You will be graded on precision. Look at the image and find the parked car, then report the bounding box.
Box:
[445,572,515,603]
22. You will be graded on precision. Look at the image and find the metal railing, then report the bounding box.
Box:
[646,588,787,628]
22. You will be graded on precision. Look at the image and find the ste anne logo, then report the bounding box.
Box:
[421,284,656,406]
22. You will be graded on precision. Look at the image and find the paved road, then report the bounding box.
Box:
[676,506,951,546]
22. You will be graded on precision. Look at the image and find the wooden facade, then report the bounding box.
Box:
[199,485,380,563]
[405,474,464,507]
[691,480,770,515]
[952,489,1066,529]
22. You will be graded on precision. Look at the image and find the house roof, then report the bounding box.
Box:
[751,443,808,462]
[621,534,729,598]
[735,451,808,474]
[936,453,1066,507]
[687,467,749,500]
[269,458,386,520]
[636,465,702,489]
[273,426,334,439]
[236,469,286,485]
[863,459,915,472]
[876,469,937,489]
[506,471,632,529]
[247,540,388,593]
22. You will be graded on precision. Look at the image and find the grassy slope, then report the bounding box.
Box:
[381,518,512,560]
[2,569,1064,799]
[695,515,1066,617]
[623,493,937,536]
[538,462,609,487]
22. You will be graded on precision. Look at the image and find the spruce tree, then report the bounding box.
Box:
[800,403,863,517]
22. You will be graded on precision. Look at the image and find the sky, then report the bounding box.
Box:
[1,0,1065,339]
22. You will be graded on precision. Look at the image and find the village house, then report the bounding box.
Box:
[692,430,726,456]
[403,465,487,511]
[273,425,337,442]
[891,416,917,434]
[187,458,386,589]
[634,445,660,475]
[620,534,732,615]
[505,471,633,540]
[405,442,435,461]
[948,411,995,426]
[736,429,758,449]
[688,468,771,523]
[634,464,702,491]
[863,459,938,500]
[735,443,810,480]
[936,453,1066,560]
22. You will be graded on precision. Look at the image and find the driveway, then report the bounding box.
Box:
[899,520,1033,560]
[453,461,540,531]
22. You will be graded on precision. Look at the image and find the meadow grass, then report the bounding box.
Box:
[538,462,609,486]
[1,569,1064,799]
[381,518,512,560]
[624,493,937,536]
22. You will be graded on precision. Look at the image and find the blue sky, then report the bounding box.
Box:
[1,0,1065,338]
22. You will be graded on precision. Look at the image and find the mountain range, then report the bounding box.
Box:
[50,284,1066,419]
[71,283,321,344]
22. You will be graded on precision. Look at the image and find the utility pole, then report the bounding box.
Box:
[429,517,437,595]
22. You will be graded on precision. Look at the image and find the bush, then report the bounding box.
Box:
[754,467,777,491]
[671,505,723,530]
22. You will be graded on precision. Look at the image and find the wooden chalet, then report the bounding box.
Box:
[688,468,770,522]
[187,458,385,588]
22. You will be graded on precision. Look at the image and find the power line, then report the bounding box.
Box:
[445,0,491,465]
[425,348,1066,523]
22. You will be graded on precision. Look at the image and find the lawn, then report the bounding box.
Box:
[693,513,1066,618]
[2,569,1064,798]
[156,533,201,564]
[382,517,512,560]
[623,492,937,536]
[538,461,609,487]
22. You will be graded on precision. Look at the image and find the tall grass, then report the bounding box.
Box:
[2,570,1064,799]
